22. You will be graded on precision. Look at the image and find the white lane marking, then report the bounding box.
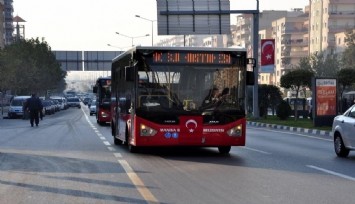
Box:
[248,127,332,142]
[118,159,159,203]
[243,146,271,155]
[82,109,159,203]
[114,153,122,158]
[103,141,111,146]
[307,165,355,182]
[100,136,106,140]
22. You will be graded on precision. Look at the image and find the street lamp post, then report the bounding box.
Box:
[107,44,130,51]
[135,15,156,46]
[115,32,149,47]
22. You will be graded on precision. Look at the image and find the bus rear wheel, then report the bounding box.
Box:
[218,146,231,154]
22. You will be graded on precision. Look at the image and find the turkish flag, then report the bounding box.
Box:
[260,39,275,73]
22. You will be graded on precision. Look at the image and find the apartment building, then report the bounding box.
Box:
[0,0,4,48]
[272,9,309,86]
[232,10,306,85]
[309,0,355,55]
[334,29,355,54]
[0,0,13,48]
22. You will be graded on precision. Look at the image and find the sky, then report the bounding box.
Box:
[13,0,310,52]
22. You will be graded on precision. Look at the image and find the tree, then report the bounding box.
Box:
[337,68,355,112]
[0,38,66,95]
[280,69,314,119]
[341,30,355,70]
[258,84,283,119]
[309,51,340,78]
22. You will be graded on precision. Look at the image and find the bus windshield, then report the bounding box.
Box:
[136,63,245,114]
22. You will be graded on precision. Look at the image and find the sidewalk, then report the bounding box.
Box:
[0,106,9,119]
[247,121,332,137]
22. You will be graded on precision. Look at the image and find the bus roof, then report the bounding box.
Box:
[112,46,247,63]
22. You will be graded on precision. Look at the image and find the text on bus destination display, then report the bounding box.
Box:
[152,51,232,65]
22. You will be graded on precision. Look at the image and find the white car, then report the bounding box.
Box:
[331,104,355,157]
[67,97,81,108]
[8,96,30,119]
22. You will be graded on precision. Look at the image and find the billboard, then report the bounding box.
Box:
[157,0,230,35]
[53,51,82,71]
[315,79,337,116]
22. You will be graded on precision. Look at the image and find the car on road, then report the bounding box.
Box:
[8,96,30,119]
[89,99,97,116]
[331,104,355,157]
[67,97,81,108]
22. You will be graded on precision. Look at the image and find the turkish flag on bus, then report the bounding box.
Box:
[260,39,275,73]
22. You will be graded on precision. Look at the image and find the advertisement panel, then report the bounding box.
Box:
[316,79,337,116]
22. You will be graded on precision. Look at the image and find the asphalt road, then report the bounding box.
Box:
[1,104,355,204]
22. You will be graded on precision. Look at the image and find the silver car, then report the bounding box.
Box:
[89,99,97,116]
[332,104,355,157]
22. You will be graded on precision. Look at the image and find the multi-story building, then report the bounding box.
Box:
[3,0,13,46]
[334,29,354,54]
[0,0,5,48]
[309,0,355,55]
[272,8,309,86]
[233,10,306,85]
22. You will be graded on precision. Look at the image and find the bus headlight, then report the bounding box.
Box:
[227,125,242,137]
[140,124,157,136]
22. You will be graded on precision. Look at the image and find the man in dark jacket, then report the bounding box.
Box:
[25,93,43,127]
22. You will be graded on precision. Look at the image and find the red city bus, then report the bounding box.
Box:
[110,46,254,154]
[93,76,111,125]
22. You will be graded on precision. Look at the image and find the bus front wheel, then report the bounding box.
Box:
[218,146,231,154]
[114,136,123,145]
[128,143,138,153]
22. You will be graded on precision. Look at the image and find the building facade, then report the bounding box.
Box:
[272,9,309,86]
[3,0,13,46]
[309,0,355,55]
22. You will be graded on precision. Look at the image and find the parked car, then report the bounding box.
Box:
[67,97,81,108]
[89,99,97,116]
[50,96,66,110]
[8,96,30,119]
[42,100,56,115]
[331,104,355,157]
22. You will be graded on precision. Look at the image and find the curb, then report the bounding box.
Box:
[247,121,332,137]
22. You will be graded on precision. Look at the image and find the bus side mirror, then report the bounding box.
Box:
[93,86,97,93]
[246,71,254,85]
[125,66,135,81]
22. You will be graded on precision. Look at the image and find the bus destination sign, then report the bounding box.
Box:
[152,51,233,65]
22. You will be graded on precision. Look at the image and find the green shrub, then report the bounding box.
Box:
[276,100,292,120]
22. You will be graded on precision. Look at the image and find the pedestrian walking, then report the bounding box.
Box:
[24,93,43,127]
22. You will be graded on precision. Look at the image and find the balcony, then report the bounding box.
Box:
[329,11,355,18]
[281,50,308,58]
[281,39,308,47]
